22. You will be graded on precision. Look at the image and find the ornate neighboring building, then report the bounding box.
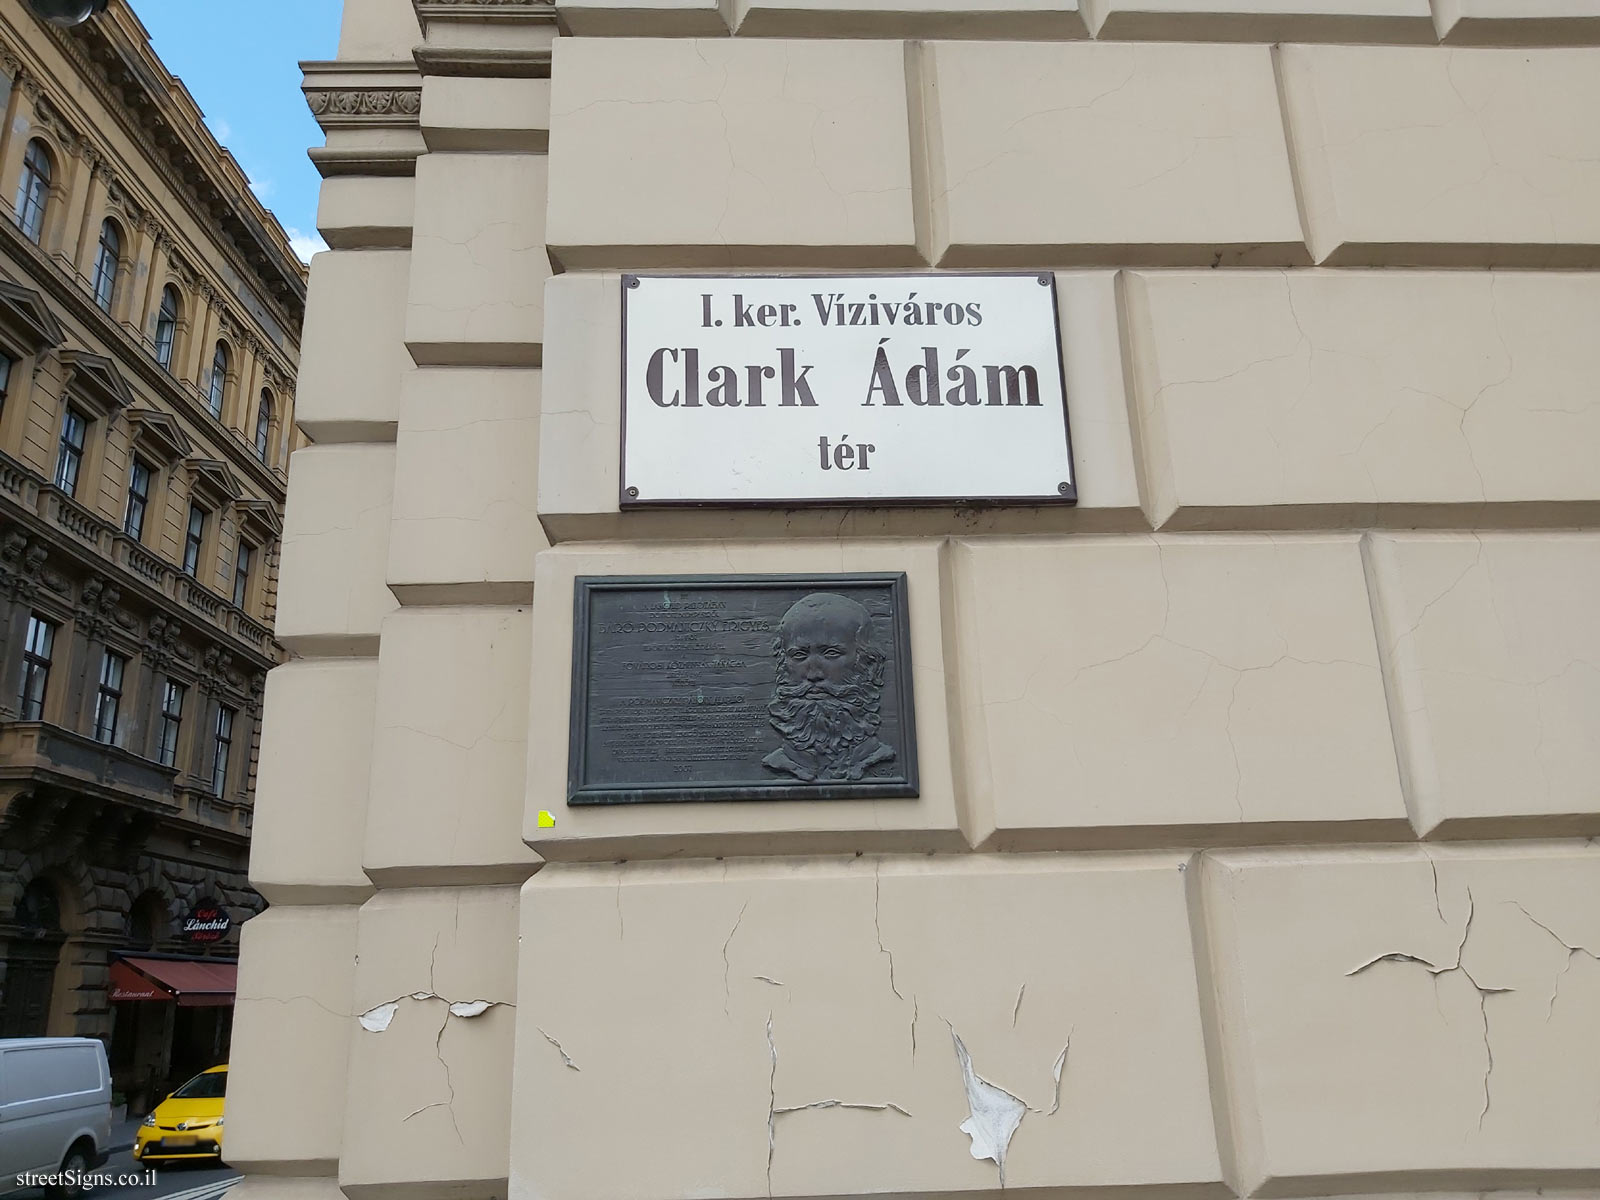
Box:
[0,0,305,1109]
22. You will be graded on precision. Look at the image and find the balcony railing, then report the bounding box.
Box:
[0,449,281,664]
[0,721,177,808]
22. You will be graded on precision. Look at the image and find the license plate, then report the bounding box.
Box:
[165,1136,197,1148]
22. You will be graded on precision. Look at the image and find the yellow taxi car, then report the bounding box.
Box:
[132,1065,227,1163]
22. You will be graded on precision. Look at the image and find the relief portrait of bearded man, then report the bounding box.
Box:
[763,592,896,783]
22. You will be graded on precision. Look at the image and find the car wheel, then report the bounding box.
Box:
[48,1143,92,1199]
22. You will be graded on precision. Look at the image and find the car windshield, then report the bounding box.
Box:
[172,1071,226,1100]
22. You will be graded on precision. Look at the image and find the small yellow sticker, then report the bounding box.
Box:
[537,810,556,828]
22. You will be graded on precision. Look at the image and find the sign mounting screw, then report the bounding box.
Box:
[626,486,640,499]
[1038,274,1051,286]
[626,276,640,289]
[1057,482,1070,495]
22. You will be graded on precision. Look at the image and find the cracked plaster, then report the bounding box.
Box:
[341,886,519,1198]
[547,38,918,267]
[390,366,544,601]
[511,854,1221,1200]
[1122,269,1600,529]
[367,604,540,886]
[249,660,379,905]
[226,907,360,1172]
[275,445,398,656]
[1366,531,1600,837]
[927,40,1307,266]
[1201,844,1600,1195]
[406,153,548,359]
[1279,43,1600,265]
[952,533,1407,850]
[296,250,413,441]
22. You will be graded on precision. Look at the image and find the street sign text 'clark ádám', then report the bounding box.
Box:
[620,273,1075,506]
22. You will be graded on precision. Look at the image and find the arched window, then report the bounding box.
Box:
[254,390,273,460]
[14,140,52,244]
[208,341,228,419]
[92,219,120,313]
[154,285,180,369]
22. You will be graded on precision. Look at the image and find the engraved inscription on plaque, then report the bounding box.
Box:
[568,573,918,804]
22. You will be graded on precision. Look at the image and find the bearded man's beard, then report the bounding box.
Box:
[768,675,883,761]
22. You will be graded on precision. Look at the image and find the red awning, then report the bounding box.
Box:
[110,957,236,1008]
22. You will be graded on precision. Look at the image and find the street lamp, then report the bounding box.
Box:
[27,0,109,26]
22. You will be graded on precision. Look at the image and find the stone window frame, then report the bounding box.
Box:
[153,284,182,372]
[182,500,208,578]
[156,676,186,769]
[18,611,57,722]
[53,404,88,496]
[206,339,231,421]
[253,388,273,463]
[91,647,128,745]
[13,138,55,246]
[122,454,153,542]
[210,703,236,797]
[92,217,122,315]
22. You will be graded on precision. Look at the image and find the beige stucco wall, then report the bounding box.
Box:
[234,0,1600,1197]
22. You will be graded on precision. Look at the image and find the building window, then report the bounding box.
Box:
[211,705,235,796]
[158,680,184,767]
[92,219,120,313]
[208,342,228,419]
[182,503,207,578]
[254,391,272,461]
[154,286,180,370]
[124,457,152,541]
[14,140,51,244]
[0,354,12,424]
[232,541,252,609]
[18,614,55,720]
[53,407,86,496]
[92,650,127,744]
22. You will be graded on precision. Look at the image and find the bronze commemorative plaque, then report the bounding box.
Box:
[568,574,918,804]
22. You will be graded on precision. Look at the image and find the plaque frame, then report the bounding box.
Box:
[618,271,1077,509]
[568,572,919,805]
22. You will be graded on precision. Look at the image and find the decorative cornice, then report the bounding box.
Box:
[306,147,425,180]
[413,45,552,78]
[0,28,305,346]
[305,88,422,128]
[414,0,557,24]
[34,19,306,323]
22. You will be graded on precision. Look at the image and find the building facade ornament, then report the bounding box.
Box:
[304,88,422,126]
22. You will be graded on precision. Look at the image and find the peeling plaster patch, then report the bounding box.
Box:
[753,975,785,987]
[1044,1039,1069,1116]
[1011,984,1025,1027]
[774,1099,912,1117]
[765,1015,778,1197]
[538,1027,580,1071]
[948,1029,1072,1184]
[357,993,514,1034]
[358,1002,399,1033]
[950,1031,1026,1185]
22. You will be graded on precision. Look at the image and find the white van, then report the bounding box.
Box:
[0,1038,112,1197]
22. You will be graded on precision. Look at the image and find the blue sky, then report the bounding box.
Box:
[130,1,343,262]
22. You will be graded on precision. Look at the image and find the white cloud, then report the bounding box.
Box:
[285,226,328,264]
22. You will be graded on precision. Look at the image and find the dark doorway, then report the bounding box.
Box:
[0,878,65,1037]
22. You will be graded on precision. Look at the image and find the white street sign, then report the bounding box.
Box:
[620,273,1075,506]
